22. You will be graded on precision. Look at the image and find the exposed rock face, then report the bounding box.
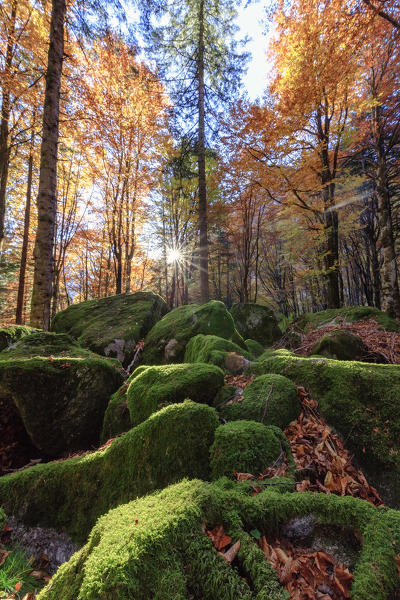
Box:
[52,291,168,368]
[0,332,124,456]
[310,329,370,361]
[141,300,245,365]
[230,303,282,346]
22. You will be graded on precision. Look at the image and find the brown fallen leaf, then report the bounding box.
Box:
[219,540,240,563]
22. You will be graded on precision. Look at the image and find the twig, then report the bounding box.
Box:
[261,384,274,423]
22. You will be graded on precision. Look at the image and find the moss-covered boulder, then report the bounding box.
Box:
[52,291,168,368]
[0,401,219,543]
[252,350,400,507]
[245,338,265,357]
[294,306,399,332]
[0,332,124,456]
[220,373,300,429]
[141,300,245,365]
[210,421,282,479]
[230,303,282,346]
[0,325,39,352]
[185,334,253,369]
[310,329,370,361]
[127,363,224,427]
[37,478,400,600]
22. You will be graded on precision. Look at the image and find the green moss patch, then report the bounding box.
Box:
[52,291,168,367]
[0,331,90,359]
[230,303,282,346]
[210,421,282,479]
[127,363,225,427]
[253,350,400,506]
[310,329,370,361]
[185,333,253,368]
[294,306,399,332]
[37,478,400,600]
[220,373,300,429]
[0,325,39,352]
[141,300,245,365]
[0,401,219,543]
[245,338,265,357]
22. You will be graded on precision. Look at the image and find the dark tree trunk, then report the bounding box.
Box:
[197,0,209,303]
[30,0,66,329]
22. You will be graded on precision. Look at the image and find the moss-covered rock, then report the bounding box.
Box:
[52,291,168,368]
[210,421,282,479]
[220,373,300,429]
[126,363,224,427]
[310,329,370,361]
[0,401,219,543]
[37,478,400,600]
[0,506,6,530]
[245,338,265,357]
[0,325,39,352]
[0,333,124,456]
[141,300,245,365]
[230,303,282,346]
[294,306,399,332]
[185,334,253,368]
[252,350,400,507]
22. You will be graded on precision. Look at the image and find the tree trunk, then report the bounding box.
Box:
[0,0,18,251]
[16,120,35,324]
[30,0,66,330]
[197,0,209,303]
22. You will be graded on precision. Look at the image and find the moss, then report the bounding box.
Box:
[127,363,225,427]
[252,350,400,506]
[220,373,300,430]
[52,291,168,367]
[0,350,124,456]
[141,300,245,365]
[210,421,282,479]
[38,479,400,600]
[0,325,38,352]
[245,338,265,357]
[185,333,253,368]
[230,303,282,346]
[294,306,399,332]
[310,329,369,361]
[0,331,90,359]
[0,506,5,529]
[0,401,219,543]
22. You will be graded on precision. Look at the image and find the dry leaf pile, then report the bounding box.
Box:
[294,318,400,364]
[257,536,353,600]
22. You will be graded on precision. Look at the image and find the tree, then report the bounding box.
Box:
[141,0,247,302]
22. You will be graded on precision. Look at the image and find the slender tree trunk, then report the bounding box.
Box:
[16,120,35,324]
[30,0,66,329]
[0,0,18,251]
[197,0,209,303]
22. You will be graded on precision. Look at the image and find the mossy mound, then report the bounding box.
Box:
[210,421,282,479]
[0,401,219,543]
[52,291,168,368]
[185,334,253,368]
[220,373,300,429]
[245,338,265,357]
[37,478,400,600]
[230,303,282,346]
[0,325,39,352]
[141,300,245,365]
[0,333,124,456]
[294,306,399,332]
[310,329,370,361]
[253,350,400,506]
[127,363,225,427]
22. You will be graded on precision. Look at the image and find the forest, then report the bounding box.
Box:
[1,0,400,599]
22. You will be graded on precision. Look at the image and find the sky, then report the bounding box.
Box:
[235,2,274,100]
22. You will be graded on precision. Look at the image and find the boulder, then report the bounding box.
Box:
[310,329,370,361]
[210,421,282,479]
[52,291,168,368]
[244,338,265,357]
[0,332,124,456]
[141,300,245,365]
[0,325,39,352]
[294,306,399,332]
[127,363,224,427]
[220,373,300,429]
[185,334,253,371]
[230,303,282,346]
[0,402,219,543]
